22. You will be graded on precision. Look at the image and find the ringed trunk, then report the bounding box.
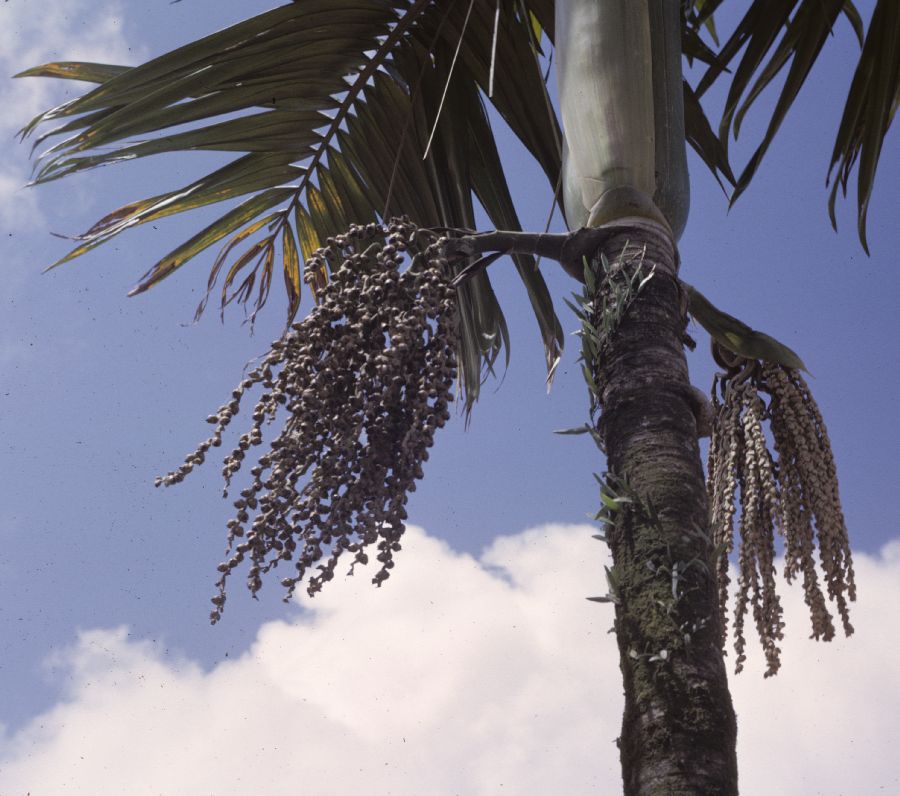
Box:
[556,1,738,791]
[590,220,737,794]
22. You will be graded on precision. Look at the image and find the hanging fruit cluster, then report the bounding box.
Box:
[707,342,855,676]
[157,220,458,623]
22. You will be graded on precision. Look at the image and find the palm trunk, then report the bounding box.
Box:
[590,219,737,794]
[554,0,737,784]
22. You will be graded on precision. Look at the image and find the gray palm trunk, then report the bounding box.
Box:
[557,1,738,790]
[589,220,737,794]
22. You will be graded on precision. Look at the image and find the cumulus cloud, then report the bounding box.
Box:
[0,525,898,795]
[1,0,137,231]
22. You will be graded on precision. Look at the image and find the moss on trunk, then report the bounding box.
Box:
[590,219,738,795]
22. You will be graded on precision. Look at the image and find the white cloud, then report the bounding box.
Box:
[0,170,41,230]
[0,524,898,795]
[1,1,135,132]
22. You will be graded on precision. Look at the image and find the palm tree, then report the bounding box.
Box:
[16,1,897,792]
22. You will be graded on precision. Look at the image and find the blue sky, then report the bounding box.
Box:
[0,1,898,793]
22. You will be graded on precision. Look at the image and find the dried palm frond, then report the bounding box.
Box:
[157,220,458,623]
[707,342,855,676]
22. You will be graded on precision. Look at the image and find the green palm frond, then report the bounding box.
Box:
[25,0,891,410]
[827,0,899,254]
[17,0,734,409]
[17,0,564,410]
[683,0,721,48]
[693,0,897,250]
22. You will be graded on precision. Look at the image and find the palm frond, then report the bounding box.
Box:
[827,0,899,253]
[683,0,722,48]
[683,81,735,191]
[694,0,897,249]
[17,0,564,410]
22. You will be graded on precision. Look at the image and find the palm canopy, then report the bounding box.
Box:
[16,0,898,405]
